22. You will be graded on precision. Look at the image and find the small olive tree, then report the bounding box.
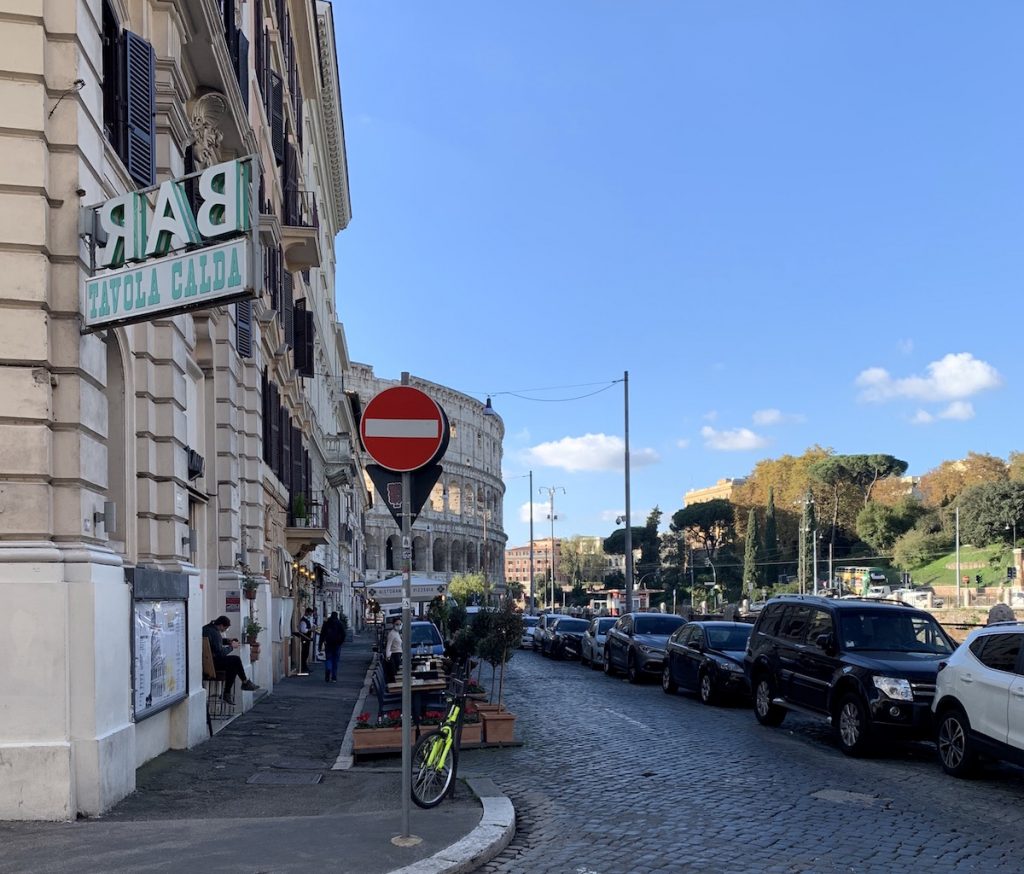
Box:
[476,601,523,707]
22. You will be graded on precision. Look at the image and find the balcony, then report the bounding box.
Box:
[284,491,329,560]
[324,434,358,488]
[282,189,321,272]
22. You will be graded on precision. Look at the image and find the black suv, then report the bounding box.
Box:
[744,595,956,756]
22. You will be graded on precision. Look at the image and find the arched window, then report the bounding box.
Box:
[450,540,464,573]
[104,331,129,553]
[432,538,447,573]
[412,535,427,571]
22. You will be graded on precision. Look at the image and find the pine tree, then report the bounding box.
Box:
[764,486,778,564]
[799,491,816,592]
[743,508,763,595]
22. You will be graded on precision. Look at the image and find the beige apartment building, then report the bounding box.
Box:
[0,0,362,820]
[683,477,747,506]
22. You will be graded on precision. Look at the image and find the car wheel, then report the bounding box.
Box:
[753,673,786,727]
[662,664,678,695]
[835,693,872,757]
[698,669,717,706]
[937,706,977,778]
[603,646,616,676]
[627,651,642,684]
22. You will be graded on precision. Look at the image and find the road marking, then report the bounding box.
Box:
[602,708,649,729]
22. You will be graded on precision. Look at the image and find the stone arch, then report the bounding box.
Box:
[448,482,461,515]
[450,540,464,573]
[412,535,428,572]
[432,537,447,573]
[466,542,478,573]
[386,534,401,571]
[365,533,378,569]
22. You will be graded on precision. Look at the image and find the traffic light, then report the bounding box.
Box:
[975,574,983,585]
[1008,567,1018,581]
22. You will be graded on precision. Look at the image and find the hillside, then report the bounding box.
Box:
[909,544,1016,588]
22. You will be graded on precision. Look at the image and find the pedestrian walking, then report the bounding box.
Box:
[319,611,346,682]
[384,616,403,683]
[296,608,314,675]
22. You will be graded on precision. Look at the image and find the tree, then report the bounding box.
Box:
[763,487,778,564]
[448,572,485,605]
[670,499,734,559]
[957,481,1024,547]
[559,536,609,585]
[809,454,908,544]
[919,452,1009,507]
[892,529,953,570]
[798,491,816,591]
[639,507,663,576]
[856,500,923,553]
[742,508,763,594]
[1010,451,1024,483]
[603,526,645,556]
[476,600,523,707]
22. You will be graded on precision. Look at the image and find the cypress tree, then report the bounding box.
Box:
[743,508,763,595]
[764,486,778,564]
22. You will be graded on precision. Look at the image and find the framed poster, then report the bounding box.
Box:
[133,599,187,719]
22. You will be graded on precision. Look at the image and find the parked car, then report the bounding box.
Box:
[520,615,539,648]
[581,617,617,669]
[543,617,591,659]
[410,621,445,656]
[604,612,687,683]
[933,622,1024,777]
[744,596,956,756]
[532,613,570,651]
[663,621,753,705]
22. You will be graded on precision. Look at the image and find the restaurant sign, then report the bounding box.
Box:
[83,157,259,331]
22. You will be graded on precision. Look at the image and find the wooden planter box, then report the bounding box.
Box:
[459,722,483,746]
[352,726,404,752]
[480,709,516,744]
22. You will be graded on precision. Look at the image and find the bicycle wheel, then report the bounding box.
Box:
[410,729,457,809]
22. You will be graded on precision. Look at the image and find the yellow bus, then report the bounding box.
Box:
[834,566,889,596]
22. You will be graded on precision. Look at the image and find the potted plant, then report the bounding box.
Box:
[352,709,407,753]
[292,493,307,525]
[244,615,262,646]
[242,573,259,601]
[476,601,523,743]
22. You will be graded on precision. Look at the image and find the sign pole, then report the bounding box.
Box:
[400,375,413,839]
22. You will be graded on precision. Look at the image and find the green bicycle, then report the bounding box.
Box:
[410,675,468,808]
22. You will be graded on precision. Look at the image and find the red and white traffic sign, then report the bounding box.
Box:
[359,386,448,472]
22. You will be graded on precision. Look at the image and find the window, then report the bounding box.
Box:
[101,5,156,187]
[972,634,1022,673]
[758,604,786,638]
[805,609,834,645]
[779,606,811,643]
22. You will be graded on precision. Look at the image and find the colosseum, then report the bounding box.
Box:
[346,364,507,590]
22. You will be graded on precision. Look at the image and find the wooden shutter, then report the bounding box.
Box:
[234,30,249,111]
[291,426,304,509]
[270,384,281,477]
[120,30,155,188]
[253,0,264,96]
[235,299,253,358]
[281,408,291,490]
[261,369,271,463]
[292,299,314,378]
[270,70,284,163]
[281,269,293,348]
[184,146,202,215]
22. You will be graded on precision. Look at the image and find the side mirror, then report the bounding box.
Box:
[815,632,835,654]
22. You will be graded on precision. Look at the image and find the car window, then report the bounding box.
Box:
[972,634,1022,673]
[804,609,833,644]
[839,610,953,654]
[707,625,753,650]
[597,618,616,633]
[758,604,786,637]
[779,606,812,642]
[555,619,589,633]
[668,625,688,644]
[634,615,687,635]
[411,624,441,646]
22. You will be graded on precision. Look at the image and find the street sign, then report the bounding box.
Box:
[359,386,449,472]
[366,463,443,530]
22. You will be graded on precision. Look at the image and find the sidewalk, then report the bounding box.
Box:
[0,631,512,874]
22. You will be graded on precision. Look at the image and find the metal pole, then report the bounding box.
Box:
[955,505,961,607]
[623,371,634,614]
[550,492,555,609]
[399,374,413,841]
[482,508,488,606]
[528,470,535,613]
[828,541,833,591]
[812,529,818,596]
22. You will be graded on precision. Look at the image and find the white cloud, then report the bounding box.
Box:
[939,400,975,421]
[523,433,660,473]
[702,410,718,421]
[518,501,545,523]
[752,408,806,426]
[910,410,934,426]
[676,438,690,449]
[897,338,914,355]
[701,425,767,451]
[856,353,1002,403]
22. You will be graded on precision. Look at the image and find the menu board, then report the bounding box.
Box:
[134,600,187,719]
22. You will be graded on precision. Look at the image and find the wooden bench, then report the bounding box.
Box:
[202,636,231,735]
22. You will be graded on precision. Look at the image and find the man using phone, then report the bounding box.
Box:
[202,616,259,704]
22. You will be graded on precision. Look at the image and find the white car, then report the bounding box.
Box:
[933,622,1024,777]
[580,617,617,669]
[520,615,539,648]
[532,613,570,651]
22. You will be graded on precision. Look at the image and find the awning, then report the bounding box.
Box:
[358,576,448,605]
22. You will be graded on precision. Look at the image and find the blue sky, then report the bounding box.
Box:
[333,2,1022,550]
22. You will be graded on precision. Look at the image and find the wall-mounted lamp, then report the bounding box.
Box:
[93,501,116,536]
[182,527,197,554]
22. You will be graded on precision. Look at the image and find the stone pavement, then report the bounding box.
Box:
[0,630,513,874]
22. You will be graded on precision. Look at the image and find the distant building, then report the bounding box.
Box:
[684,477,747,506]
[505,537,563,588]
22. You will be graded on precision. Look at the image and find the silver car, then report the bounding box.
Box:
[581,617,617,669]
[520,615,539,648]
[532,613,570,651]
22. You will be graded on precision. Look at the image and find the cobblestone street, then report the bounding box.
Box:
[460,649,1024,874]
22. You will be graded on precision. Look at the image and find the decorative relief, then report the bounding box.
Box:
[187,92,228,169]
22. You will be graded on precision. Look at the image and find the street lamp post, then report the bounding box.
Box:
[1007,520,1017,550]
[539,485,565,610]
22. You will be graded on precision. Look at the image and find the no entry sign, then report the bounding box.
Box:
[359,386,449,472]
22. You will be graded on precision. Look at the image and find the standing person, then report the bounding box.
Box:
[202,616,259,704]
[319,611,346,683]
[296,608,314,675]
[384,616,403,683]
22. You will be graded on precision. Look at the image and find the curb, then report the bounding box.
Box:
[387,776,515,874]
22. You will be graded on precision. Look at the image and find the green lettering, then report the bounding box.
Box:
[148,269,160,305]
[108,276,121,314]
[122,273,133,311]
[88,282,98,319]
[98,280,110,316]
[184,259,198,297]
[135,271,146,308]
[227,246,242,288]
[212,251,226,291]
[171,261,183,300]
[198,253,211,294]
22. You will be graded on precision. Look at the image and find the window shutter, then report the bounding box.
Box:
[292,300,314,378]
[281,409,291,490]
[292,426,304,508]
[183,146,202,215]
[234,30,249,111]
[283,142,299,225]
[282,269,293,348]
[235,299,253,358]
[270,71,284,163]
[120,30,155,188]
[261,369,271,462]
[253,0,263,97]
[270,384,281,477]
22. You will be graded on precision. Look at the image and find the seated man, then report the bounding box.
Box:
[202,615,259,704]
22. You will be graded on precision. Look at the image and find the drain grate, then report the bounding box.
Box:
[247,771,323,785]
[272,757,327,770]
